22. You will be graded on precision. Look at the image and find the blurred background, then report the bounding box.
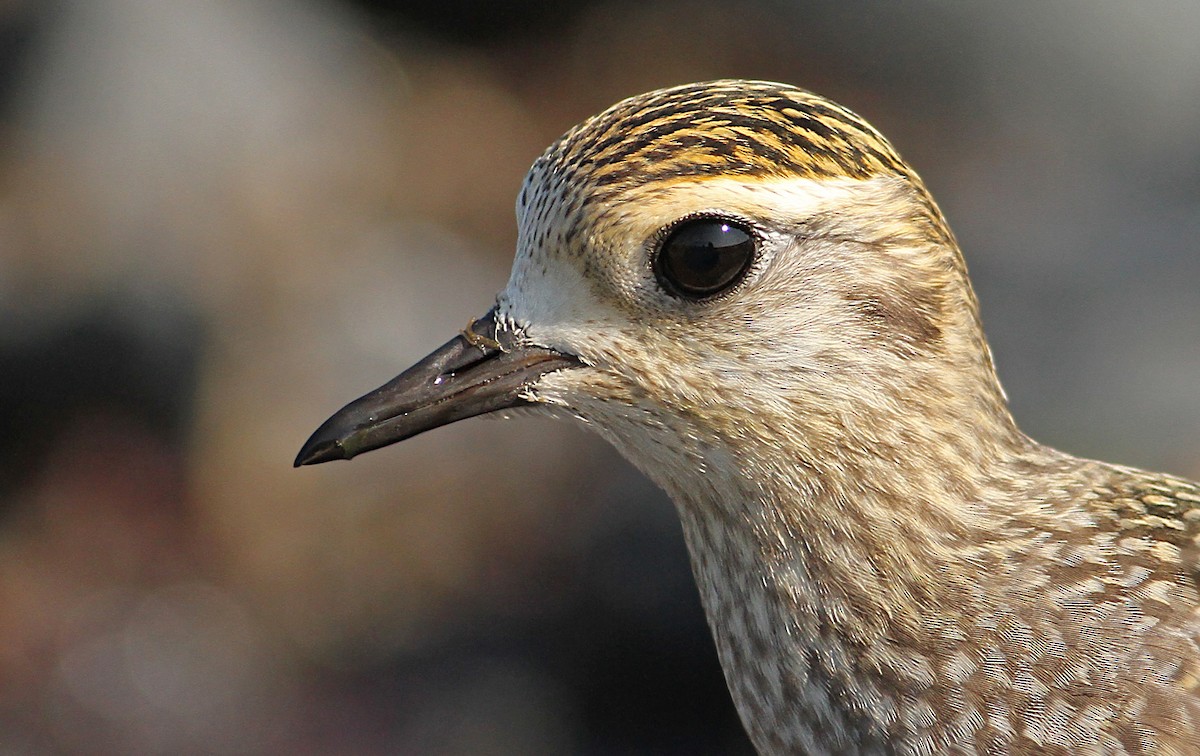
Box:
[0,0,1197,752]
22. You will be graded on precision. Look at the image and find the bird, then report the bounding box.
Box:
[296,80,1200,754]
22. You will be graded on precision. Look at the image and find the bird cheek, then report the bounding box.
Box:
[534,364,631,410]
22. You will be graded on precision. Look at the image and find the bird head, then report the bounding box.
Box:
[297,80,1018,498]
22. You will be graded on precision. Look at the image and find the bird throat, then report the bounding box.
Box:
[639,418,1031,754]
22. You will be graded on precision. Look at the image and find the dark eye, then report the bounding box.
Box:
[655,218,756,299]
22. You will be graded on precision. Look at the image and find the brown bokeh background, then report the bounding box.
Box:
[1,1,1198,752]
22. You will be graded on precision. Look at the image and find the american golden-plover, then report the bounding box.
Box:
[297,80,1200,754]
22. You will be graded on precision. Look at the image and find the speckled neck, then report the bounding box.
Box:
[624,394,1055,755]
[666,456,960,753]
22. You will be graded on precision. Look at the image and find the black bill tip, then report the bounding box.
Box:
[294,435,349,467]
[295,439,348,468]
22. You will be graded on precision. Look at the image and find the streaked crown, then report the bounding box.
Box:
[530,80,912,192]
[518,79,952,248]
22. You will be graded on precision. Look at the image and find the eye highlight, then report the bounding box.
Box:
[654,217,756,300]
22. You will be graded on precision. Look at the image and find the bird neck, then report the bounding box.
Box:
[654,396,1038,751]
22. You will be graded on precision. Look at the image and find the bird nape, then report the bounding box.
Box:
[296,80,1200,755]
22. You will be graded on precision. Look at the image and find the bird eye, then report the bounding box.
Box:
[655,218,756,299]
